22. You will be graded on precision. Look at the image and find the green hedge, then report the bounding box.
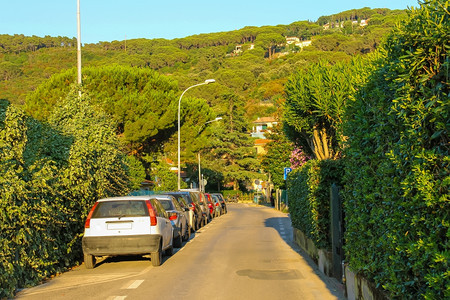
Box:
[287,159,344,250]
[342,1,449,298]
[0,88,130,298]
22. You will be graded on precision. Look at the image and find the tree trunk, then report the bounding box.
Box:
[311,126,332,160]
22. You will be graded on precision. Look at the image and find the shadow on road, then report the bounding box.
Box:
[264,215,346,299]
[92,230,201,267]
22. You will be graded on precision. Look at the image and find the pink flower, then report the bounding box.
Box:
[290,147,310,169]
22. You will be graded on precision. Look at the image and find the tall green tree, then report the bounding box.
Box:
[25,65,185,157]
[254,32,286,59]
[283,56,374,159]
[206,93,260,190]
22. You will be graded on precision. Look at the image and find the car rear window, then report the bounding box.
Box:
[159,199,175,211]
[168,194,187,207]
[92,200,148,218]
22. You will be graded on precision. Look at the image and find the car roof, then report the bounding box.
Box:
[97,195,174,202]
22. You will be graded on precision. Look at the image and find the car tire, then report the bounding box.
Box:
[84,253,96,269]
[183,225,191,241]
[193,218,197,231]
[151,243,162,267]
[174,233,182,248]
[165,244,173,256]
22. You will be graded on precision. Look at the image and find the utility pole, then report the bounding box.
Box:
[198,152,202,192]
[77,0,82,97]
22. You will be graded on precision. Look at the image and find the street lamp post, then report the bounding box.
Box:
[197,117,222,192]
[178,79,216,190]
[76,0,82,98]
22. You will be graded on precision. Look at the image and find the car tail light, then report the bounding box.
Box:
[85,202,99,229]
[146,200,157,226]
[169,212,177,221]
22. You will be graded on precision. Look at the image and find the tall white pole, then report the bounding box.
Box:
[198,152,202,192]
[77,0,82,96]
[177,79,216,190]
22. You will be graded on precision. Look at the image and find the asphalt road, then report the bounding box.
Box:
[16,203,345,300]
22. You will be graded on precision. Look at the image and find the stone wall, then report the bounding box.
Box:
[293,228,333,277]
[293,227,389,300]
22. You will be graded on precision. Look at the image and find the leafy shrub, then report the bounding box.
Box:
[287,159,344,250]
[342,1,449,298]
[0,87,130,298]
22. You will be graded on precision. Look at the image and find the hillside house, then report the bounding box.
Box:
[251,117,278,139]
[254,138,270,155]
[295,40,312,48]
[286,36,300,44]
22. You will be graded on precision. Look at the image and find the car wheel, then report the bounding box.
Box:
[165,244,173,256]
[193,218,198,231]
[151,243,162,267]
[183,225,191,241]
[174,232,182,248]
[84,253,96,269]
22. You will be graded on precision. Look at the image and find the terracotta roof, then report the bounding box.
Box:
[255,139,271,146]
[253,117,277,123]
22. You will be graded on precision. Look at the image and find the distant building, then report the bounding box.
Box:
[251,117,278,139]
[286,36,300,44]
[360,19,368,26]
[295,40,312,48]
[254,138,270,155]
[233,45,243,54]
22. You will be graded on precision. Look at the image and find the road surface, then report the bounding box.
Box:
[16,203,345,300]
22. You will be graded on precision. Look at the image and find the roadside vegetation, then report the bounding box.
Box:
[286,1,448,298]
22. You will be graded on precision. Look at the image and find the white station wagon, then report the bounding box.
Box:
[82,196,174,268]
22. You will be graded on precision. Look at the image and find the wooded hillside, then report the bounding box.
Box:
[0,7,407,115]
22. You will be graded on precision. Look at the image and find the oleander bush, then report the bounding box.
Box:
[0,87,130,298]
[342,1,449,298]
[287,159,344,250]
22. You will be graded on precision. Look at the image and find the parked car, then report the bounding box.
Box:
[173,190,203,230]
[196,191,212,224]
[157,195,190,248]
[204,193,216,219]
[209,193,223,217]
[205,193,219,218]
[212,193,227,214]
[164,192,197,232]
[82,196,174,268]
[180,189,210,226]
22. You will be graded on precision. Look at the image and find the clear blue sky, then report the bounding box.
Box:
[1,0,419,44]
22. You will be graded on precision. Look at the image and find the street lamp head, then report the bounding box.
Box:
[204,79,216,84]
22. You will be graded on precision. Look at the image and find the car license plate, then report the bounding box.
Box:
[107,222,132,230]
